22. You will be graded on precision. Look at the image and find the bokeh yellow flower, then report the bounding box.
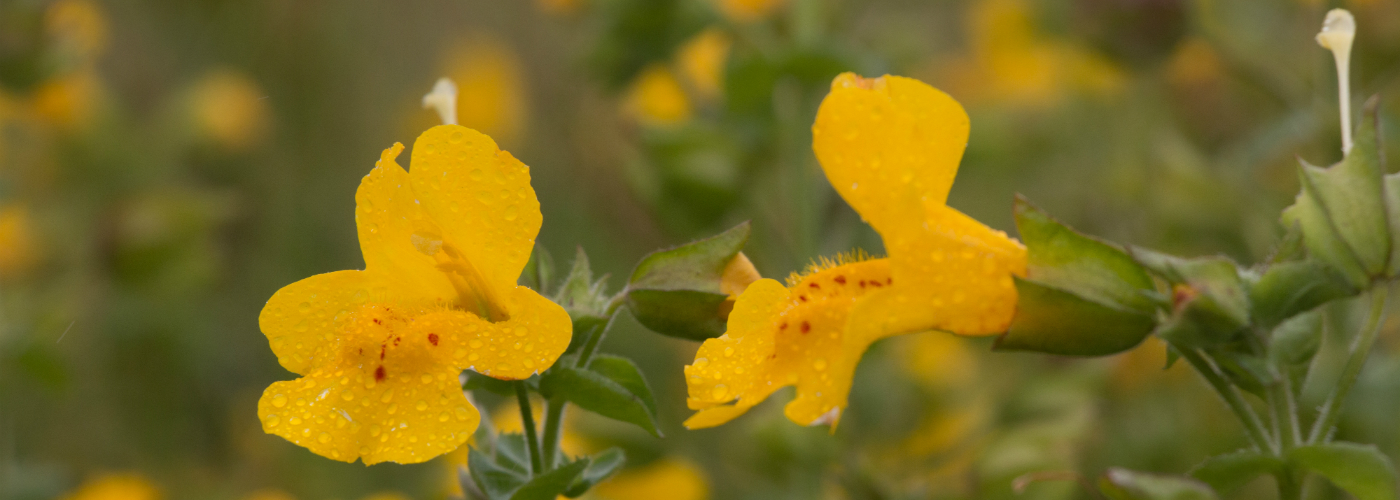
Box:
[712,0,787,23]
[683,73,1027,429]
[676,28,732,101]
[189,69,270,151]
[594,458,710,500]
[0,204,40,279]
[31,71,102,130]
[257,125,572,464]
[45,0,108,60]
[241,489,297,500]
[439,39,528,147]
[59,473,161,500]
[536,0,584,15]
[624,64,692,127]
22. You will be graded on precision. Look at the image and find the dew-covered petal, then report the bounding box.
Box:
[408,125,540,293]
[355,143,456,303]
[260,270,391,375]
[257,364,479,465]
[684,279,785,416]
[421,286,572,380]
[812,73,969,236]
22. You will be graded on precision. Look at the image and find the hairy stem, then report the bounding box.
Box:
[515,381,542,474]
[539,398,566,469]
[1179,347,1277,453]
[1308,287,1388,444]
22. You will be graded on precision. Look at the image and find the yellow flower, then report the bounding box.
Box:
[256,124,573,465]
[45,0,108,60]
[712,0,786,23]
[624,65,691,127]
[31,70,102,130]
[440,39,528,147]
[676,28,732,101]
[60,473,160,500]
[0,204,39,279]
[683,73,1027,429]
[241,490,297,500]
[190,69,270,151]
[594,458,710,500]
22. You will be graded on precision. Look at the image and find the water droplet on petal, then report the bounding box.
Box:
[711,384,729,399]
[455,407,471,421]
[265,414,280,427]
[272,394,288,407]
[318,432,331,444]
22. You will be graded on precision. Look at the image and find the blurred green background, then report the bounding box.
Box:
[4,0,1400,498]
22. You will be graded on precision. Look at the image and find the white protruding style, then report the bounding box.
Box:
[1317,9,1356,154]
[422,77,459,126]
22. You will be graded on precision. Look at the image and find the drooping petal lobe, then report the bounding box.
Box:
[356,143,456,302]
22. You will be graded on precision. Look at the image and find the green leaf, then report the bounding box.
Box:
[463,371,520,396]
[468,446,528,500]
[625,221,751,341]
[1099,467,1220,500]
[1249,259,1357,328]
[520,244,556,296]
[1282,97,1389,288]
[565,448,627,497]
[539,362,662,437]
[511,459,591,500]
[1189,450,1283,494]
[588,355,660,420]
[554,248,611,321]
[1014,196,1157,313]
[1132,250,1250,342]
[994,277,1155,356]
[1269,311,1322,369]
[1290,442,1398,500]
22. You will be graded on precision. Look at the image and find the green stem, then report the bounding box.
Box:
[1308,286,1389,444]
[1275,471,1303,500]
[515,381,542,474]
[539,398,566,470]
[1178,347,1277,453]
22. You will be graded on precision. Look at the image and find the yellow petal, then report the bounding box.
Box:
[260,270,384,375]
[257,363,479,465]
[408,125,540,294]
[848,204,1026,342]
[356,143,457,302]
[812,73,969,236]
[418,286,573,380]
[594,458,710,500]
[60,473,160,500]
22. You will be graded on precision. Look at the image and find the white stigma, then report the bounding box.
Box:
[422,77,459,126]
[1317,9,1356,154]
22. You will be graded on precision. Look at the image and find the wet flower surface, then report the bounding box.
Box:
[684,73,1027,429]
[256,125,571,464]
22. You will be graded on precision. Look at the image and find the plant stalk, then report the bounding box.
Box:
[515,381,543,474]
[1178,347,1277,453]
[1308,287,1388,444]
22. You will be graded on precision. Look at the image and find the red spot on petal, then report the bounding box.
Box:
[799,295,808,302]
[870,281,883,288]
[859,280,867,287]
[374,366,386,381]
[809,282,820,289]
[834,276,846,284]
[380,345,386,360]
[886,277,893,285]
[428,333,439,346]
[800,321,811,333]
[372,318,382,325]
[393,336,401,346]
[779,322,788,330]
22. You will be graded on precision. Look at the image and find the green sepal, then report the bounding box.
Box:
[624,221,751,341]
[1188,450,1283,495]
[1289,442,1398,500]
[539,355,662,437]
[520,244,557,296]
[994,277,1155,356]
[564,448,627,498]
[1208,349,1269,397]
[1281,97,1389,288]
[1099,467,1220,500]
[1133,250,1250,349]
[511,459,591,500]
[467,438,529,500]
[553,248,612,322]
[1248,258,1357,329]
[1269,310,1322,391]
[1014,196,1158,313]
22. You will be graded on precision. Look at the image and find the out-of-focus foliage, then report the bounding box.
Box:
[7,0,1400,499]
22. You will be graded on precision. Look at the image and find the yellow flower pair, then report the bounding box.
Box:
[257,71,1023,463]
[683,73,1027,428]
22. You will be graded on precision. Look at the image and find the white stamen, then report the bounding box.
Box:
[422,77,459,126]
[1317,9,1356,154]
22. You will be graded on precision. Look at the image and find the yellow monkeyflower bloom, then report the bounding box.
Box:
[190,69,270,151]
[45,0,108,60]
[442,39,528,147]
[624,65,692,127]
[257,124,572,464]
[31,70,102,130]
[684,73,1027,429]
[676,28,732,100]
[594,458,710,500]
[60,473,160,500]
[0,204,40,279]
[712,0,786,23]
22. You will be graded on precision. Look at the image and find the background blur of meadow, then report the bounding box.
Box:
[5,0,1400,499]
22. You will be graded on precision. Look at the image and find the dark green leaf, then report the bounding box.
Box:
[539,365,662,437]
[520,244,556,296]
[1249,259,1357,328]
[1282,97,1388,287]
[565,448,627,497]
[469,446,528,500]
[492,434,533,476]
[588,355,659,419]
[1131,250,1250,339]
[463,371,519,397]
[1099,467,1220,500]
[511,459,591,500]
[1014,196,1158,313]
[1290,442,1398,500]
[1189,450,1283,494]
[994,277,1154,356]
[1270,311,1322,369]
[626,222,751,340]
